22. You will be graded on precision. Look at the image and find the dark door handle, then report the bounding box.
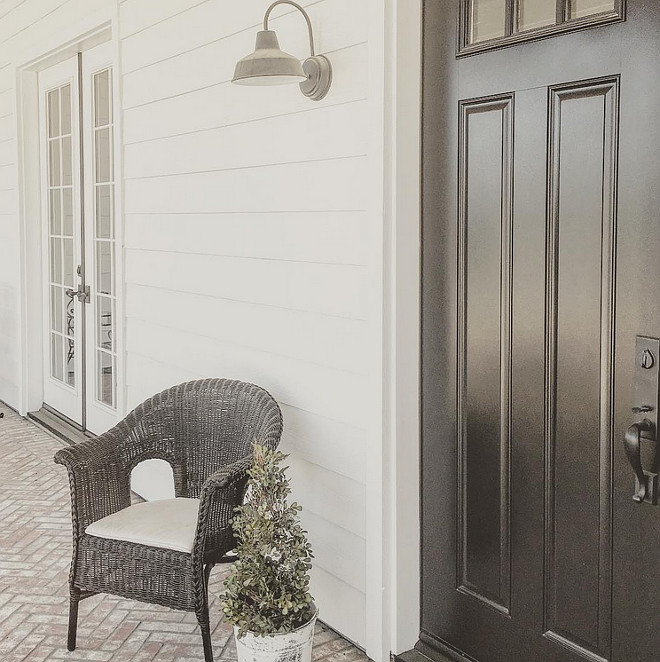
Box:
[624,419,655,503]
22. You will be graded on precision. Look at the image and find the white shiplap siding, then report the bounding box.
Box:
[0,0,376,648]
[120,0,371,646]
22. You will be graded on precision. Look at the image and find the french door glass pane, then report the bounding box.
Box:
[96,185,113,238]
[63,238,74,287]
[94,70,112,127]
[518,0,556,31]
[47,82,75,388]
[569,0,615,18]
[96,242,113,295]
[51,334,63,381]
[48,89,59,138]
[95,128,111,183]
[92,67,116,409]
[98,350,115,407]
[97,295,114,352]
[470,0,507,43]
[61,137,72,186]
[65,340,76,387]
[63,189,73,236]
[50,286,62,333]
[65,290,75,336]
[60,85,71,135]
[49,190,61,235]
[50,238,62,283]
[49,141,60,186]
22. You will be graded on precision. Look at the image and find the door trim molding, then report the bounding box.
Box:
[15,8,123,422]
[367,0,422,660]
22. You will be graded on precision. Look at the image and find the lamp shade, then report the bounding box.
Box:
[232,30,307,86]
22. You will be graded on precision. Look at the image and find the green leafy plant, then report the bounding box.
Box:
[221,444,315,637]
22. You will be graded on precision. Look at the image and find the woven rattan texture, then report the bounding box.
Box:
[54,379,283,662]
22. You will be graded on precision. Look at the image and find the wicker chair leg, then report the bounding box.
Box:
[198,610,213,662]
[67,588,81,651]
[196,563,215,662]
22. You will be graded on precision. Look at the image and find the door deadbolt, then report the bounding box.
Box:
[641,349,655,370]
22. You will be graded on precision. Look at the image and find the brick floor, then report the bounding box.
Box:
[0,404,369,662]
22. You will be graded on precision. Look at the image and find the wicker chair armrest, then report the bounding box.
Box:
[54,431,130,533]
[203,455,253,492]
[192,456,253,562]
[53,431,120,471]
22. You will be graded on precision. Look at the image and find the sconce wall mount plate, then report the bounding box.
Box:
[232,0,333,101]
[300,55,332,101]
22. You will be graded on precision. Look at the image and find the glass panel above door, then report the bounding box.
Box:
[568,0,615,19]
[470,0,507,43]
[518,0,556,32]
[462,0,624,53]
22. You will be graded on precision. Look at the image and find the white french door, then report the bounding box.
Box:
[39,42,119,434]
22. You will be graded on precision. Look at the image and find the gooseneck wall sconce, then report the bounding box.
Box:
[232,0,332,101]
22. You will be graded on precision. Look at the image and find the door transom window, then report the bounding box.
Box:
[459,0,625,55]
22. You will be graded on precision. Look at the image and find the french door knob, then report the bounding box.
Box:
[65,284,90,304]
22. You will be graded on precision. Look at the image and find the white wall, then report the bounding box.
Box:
[0,0,384,652]
[119,0,371,647]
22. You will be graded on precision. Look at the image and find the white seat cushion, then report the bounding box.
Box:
[85,498,200,553]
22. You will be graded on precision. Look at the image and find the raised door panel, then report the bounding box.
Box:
[544,78,619,661]
[458,96,513,613]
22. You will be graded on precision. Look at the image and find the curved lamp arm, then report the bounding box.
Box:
[264,0,315,56]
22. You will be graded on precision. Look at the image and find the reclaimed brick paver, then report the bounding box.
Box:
[0,405,369,662]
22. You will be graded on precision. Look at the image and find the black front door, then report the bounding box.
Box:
[420,2,660,661]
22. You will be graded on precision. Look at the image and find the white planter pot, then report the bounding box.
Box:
[234,608,319,662]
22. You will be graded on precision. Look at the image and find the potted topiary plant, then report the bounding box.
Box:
[221,443,317,662]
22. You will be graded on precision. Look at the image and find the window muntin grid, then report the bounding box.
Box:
[91,68,116,409]
[462,0,622,53]
[46,84,76,388]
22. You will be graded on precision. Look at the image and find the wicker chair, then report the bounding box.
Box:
[54,379,283,662]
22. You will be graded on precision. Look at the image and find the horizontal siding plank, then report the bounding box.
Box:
[120,0,366,75]
[125,353,197,398]
[0,0,30,20]
[302,509,365,592]
[0,188,17,212]
[0,163,17,190]
[124,101,367,179]
[0,114,15,141]
[0,373,18,410]
[122,44,367,142]
[0,0,109,48]
[125,317,370,428]
[0,0,68,44]
[124,211,367,265]
[280,404,365,485]
[124,157,368,214]
[0,89,15,113]
[121,0,365,108]
[311,567,366,649]
[119,0,207,38]
[125,283,369,372]
[288,455,366,538]
[0,140,15,167]
[125,249,367,319]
